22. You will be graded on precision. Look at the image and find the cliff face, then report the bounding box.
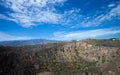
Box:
[0,40,120,75]
[54,41,118,62]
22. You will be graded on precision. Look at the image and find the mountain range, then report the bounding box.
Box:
[0,39,59,46]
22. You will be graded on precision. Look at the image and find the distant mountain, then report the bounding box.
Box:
[0,39,59,46]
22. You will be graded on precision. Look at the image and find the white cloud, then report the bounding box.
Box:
[0,0,120,28]
[61,9,81,26]
[0,32,32,41]
[81,3,120,27]
[53,28,120,40]
[108,3,116,8]
[0,0,83,28]
[0,0,66,27]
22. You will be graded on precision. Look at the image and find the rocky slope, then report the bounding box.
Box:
[0,39,120,75]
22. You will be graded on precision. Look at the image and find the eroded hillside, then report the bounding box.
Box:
[0,39,120,75]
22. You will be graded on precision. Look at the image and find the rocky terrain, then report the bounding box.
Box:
[0,39,120,75]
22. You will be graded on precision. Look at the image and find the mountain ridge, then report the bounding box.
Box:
[0,39,59,46]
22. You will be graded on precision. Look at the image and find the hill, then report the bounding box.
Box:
[0,39,120,75]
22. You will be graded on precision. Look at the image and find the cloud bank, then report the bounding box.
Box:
[0,32,32,41]
[53,28,120,40]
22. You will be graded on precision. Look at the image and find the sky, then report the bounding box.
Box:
[0,0,120,41]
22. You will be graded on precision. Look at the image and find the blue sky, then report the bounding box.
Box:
[0,0,120,41]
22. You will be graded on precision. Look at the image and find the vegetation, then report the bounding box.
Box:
[0,39,120,75]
